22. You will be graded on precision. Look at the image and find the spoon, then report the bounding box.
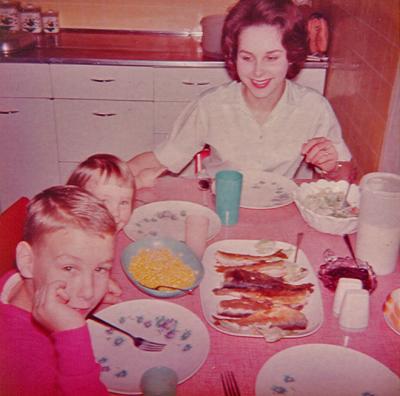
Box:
[343,233,359,266]
[340,182,352,209]
[137,280,194,294]
[294,232,304,263]
[151,285,194,294]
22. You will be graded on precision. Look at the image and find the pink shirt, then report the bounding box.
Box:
[0,270,109,396]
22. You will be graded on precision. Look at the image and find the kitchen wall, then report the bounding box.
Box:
[312,0,399,178]
[29,0,234,32]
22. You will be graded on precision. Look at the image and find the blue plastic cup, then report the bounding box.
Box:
[215,170,243,225]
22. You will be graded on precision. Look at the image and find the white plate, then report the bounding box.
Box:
[200,240,323,338]
[124,200,221,241]
[255,344,400,396]
[88,300,210,395]
[240,172,298,209]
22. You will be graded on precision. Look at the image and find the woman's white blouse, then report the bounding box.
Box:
[154,79,351,178]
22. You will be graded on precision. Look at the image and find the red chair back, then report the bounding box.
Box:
[0,197,29,275]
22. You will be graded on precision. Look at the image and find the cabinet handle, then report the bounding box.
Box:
[0,110,19,115]
[90,78,115,83]
[92,112,117,117]
[181,80,211,86]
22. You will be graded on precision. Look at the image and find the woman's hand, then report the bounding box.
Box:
[301,137,338,173]
[32,280,85,333]
[102,278,122,304]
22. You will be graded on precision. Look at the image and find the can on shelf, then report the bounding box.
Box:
[0,0,20,31]
[42,9,59,33]
[20,3,41,33]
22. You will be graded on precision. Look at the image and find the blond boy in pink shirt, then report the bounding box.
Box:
[0,185,118,395]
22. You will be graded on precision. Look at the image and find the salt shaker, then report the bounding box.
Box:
[355,172,400,275]
[0,0,20,31]
[20,3,41,33]
[332,277,362,317]
[339,289,370,331]
[41,9,59,33]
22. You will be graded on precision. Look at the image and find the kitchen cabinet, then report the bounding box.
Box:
[50,64,155,182]
[55,99,154,181]
[0,97,59,210]
[0,64,59,210]
[154,67,231,143]
[0,58,327,206]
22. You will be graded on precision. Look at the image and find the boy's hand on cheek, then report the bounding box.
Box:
[102,278,122,304]
[32,280,86,333]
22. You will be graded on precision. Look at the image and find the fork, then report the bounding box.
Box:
[221,371,241,396]
[88,314,166,352]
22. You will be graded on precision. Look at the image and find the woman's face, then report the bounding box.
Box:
[236,24,289,106]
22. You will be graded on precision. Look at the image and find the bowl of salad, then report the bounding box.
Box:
[294,180,360,235]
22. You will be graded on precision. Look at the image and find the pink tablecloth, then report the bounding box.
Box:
[106,177,400,396]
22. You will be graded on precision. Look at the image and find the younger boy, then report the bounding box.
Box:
[67,154,136,232]
[0,185,116,396]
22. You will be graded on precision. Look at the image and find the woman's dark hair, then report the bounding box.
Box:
[222,0,308,80]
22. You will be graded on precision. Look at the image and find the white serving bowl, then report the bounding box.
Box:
[294,179,360,235]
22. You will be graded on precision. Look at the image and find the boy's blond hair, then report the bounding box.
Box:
[24,185,117,245]
[67,154,136,191]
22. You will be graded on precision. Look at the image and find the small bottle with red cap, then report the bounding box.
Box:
[195,145,211,191]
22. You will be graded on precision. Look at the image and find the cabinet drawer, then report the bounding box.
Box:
[154,67,231,101]
[55,99,154,161]
[51,64,153,100]
[0,63,52,98]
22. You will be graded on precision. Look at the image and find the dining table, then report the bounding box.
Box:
[102,176,400,396]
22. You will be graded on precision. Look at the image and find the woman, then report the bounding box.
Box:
[129,0,351,187]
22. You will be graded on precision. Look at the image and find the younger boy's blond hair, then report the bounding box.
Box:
[67,154,135,192]
[24,185,116,246]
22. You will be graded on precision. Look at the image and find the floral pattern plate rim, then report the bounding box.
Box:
[240,171,298,209]
[255,344,400,396]
[124,200,221,241]
[87,299,210,395]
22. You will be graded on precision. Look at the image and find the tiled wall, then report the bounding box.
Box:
[312,0,400,178]
[29,0,234,32]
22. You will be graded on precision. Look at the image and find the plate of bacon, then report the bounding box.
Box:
[200,240,323,341]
